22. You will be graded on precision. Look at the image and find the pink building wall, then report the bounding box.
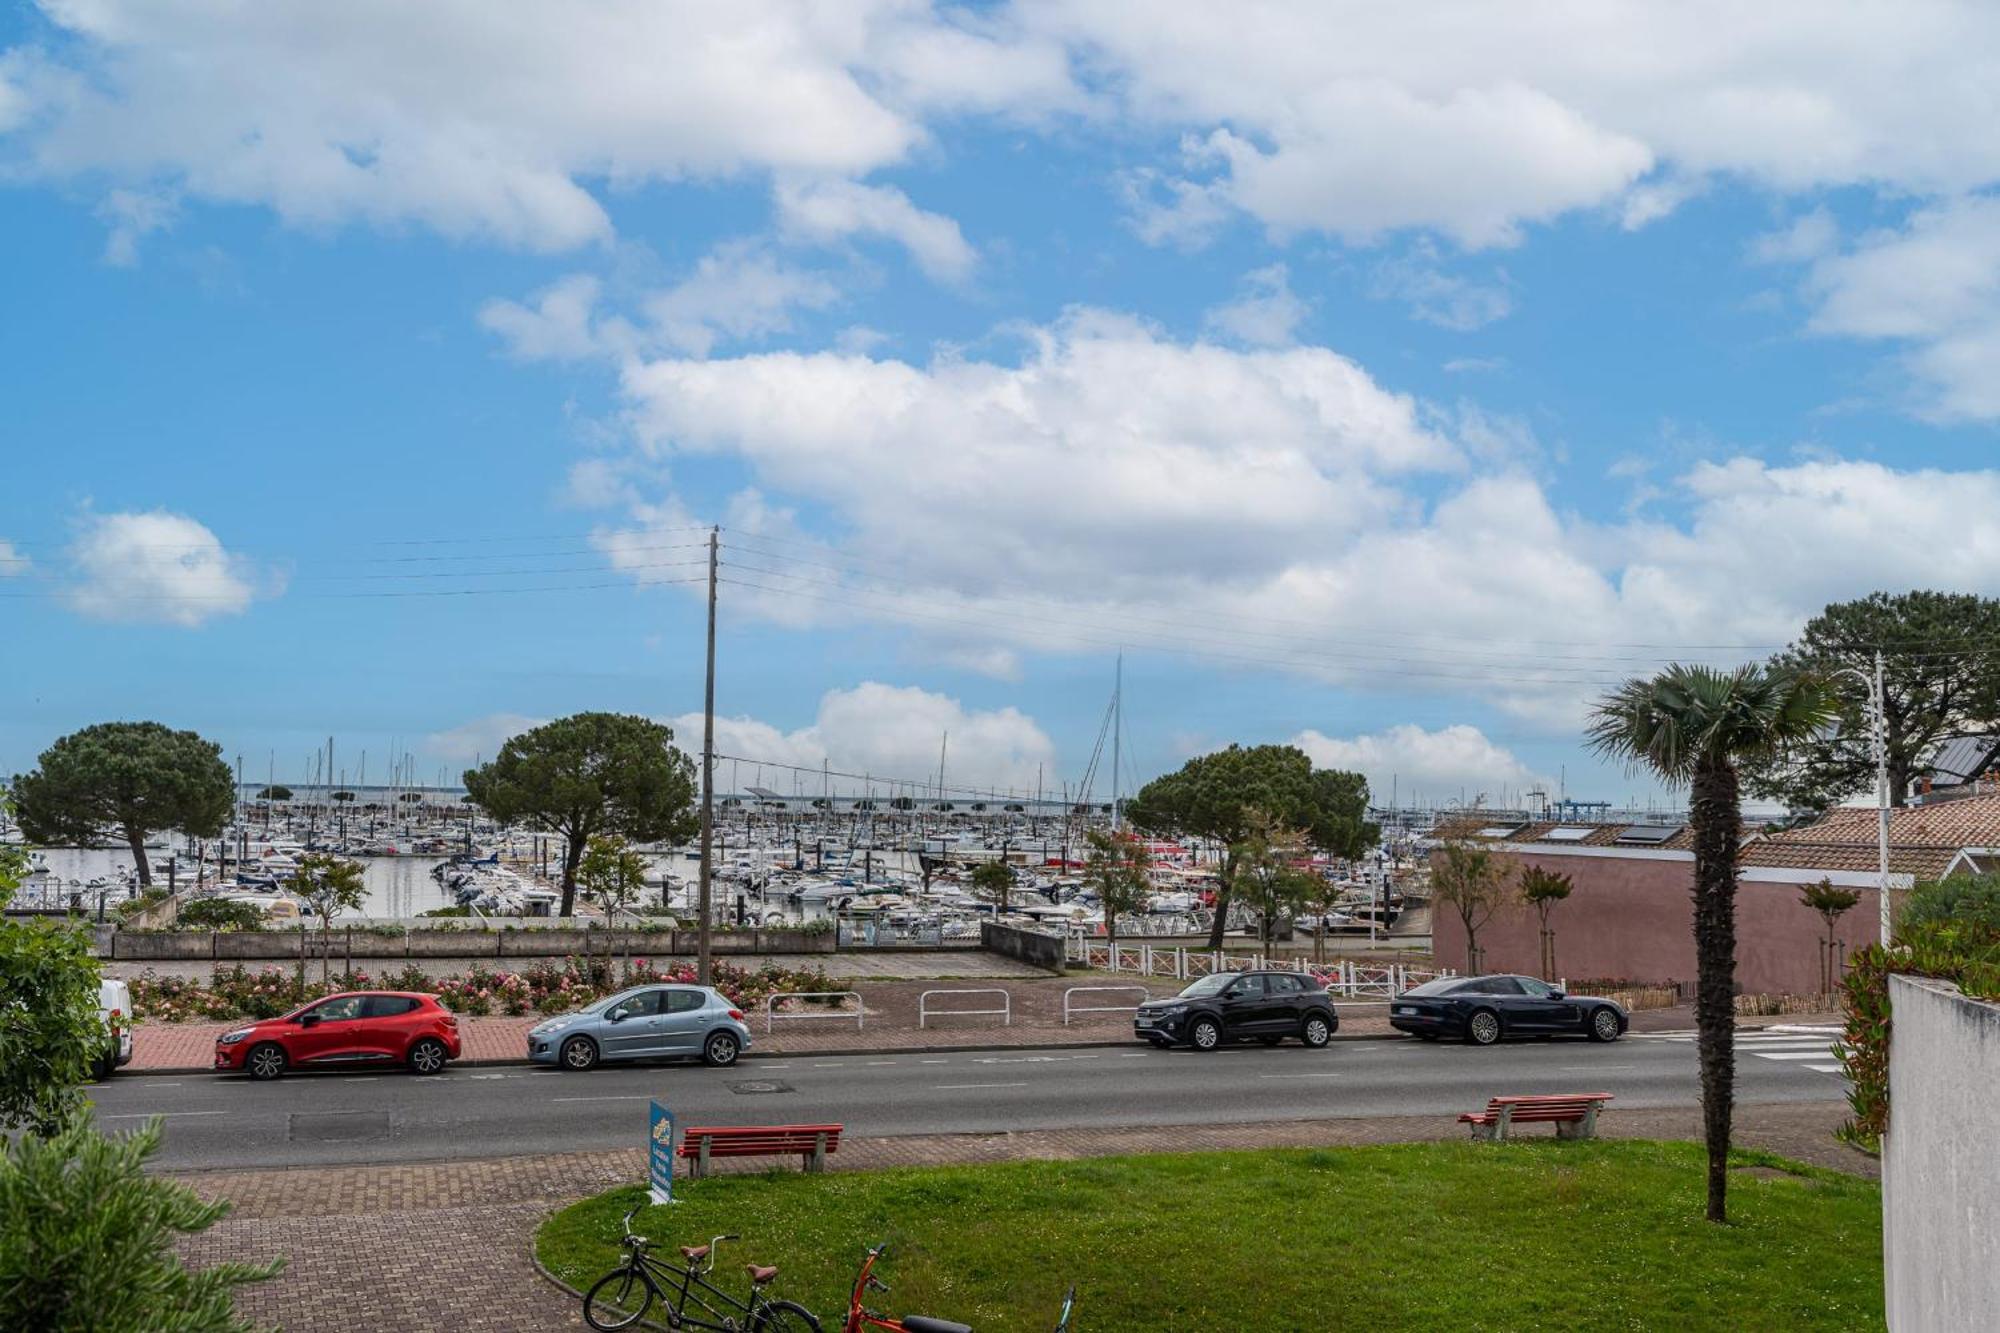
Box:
[1429,850,1881,995]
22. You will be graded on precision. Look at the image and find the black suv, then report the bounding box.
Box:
[1133,970,1339,1051]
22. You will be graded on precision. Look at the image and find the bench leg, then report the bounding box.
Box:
[1495,1106,1515,1142]
[1582,1103,1599,1138]
[809,1132,827,1173]
[696,1139,711,1179]
[1467,1120,1494,1142]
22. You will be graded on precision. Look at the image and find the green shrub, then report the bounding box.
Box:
[0,918,102,1135]
[174,899,267,933]
[0,1117,282,1331]
[1898,872,2000,935]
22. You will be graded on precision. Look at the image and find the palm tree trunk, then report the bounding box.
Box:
[1689,756,1740,1225]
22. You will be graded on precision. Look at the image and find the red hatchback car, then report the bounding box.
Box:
[214,991,460,1080]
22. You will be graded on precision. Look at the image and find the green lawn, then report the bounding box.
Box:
[536,1141,1883,1331]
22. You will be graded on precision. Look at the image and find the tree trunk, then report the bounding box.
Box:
[1205,850,1236,950]
[1463,912,1479,975]
[125,825,154,888]
[1689,756,1741,1225]
[558,831,586,917]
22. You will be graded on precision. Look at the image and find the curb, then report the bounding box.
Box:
[117,1028,1413,1076]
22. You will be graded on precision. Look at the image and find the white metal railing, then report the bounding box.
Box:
[1068,939,1451,995]
[763,990,865,1034]
[1062,984,1152,1025]
[918,987,1011,1028]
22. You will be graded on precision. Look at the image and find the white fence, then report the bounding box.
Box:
[918,988,1011,1028]
[1061,984,1152,1025]
[1066,939,1448,997]
[763,990,865,1034]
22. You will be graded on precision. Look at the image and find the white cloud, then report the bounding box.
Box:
[1292,724,1549,806]
[1797,196,2000,420]
[64,510,260,627]
[479,274,606,363]
[424,713,549,768]
[1442,356,1505,374]
[644,243,843,357]
[0,539,28,577]
[1202,263,1308,347]
[1751,208,1839,266]
[774,178,975,282]
[1370,249,1513,330]
[671,682,1058,796]
[95,187,177,266]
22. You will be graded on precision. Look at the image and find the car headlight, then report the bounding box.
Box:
[218,1030,253,1045]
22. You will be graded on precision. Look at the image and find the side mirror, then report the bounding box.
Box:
[297,1013,320,1028]
[1549,990,1566,1000]
[607,1007,626,1024]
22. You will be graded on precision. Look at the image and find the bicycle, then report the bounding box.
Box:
[583,1205,822,1332]
[840,1243,1078,1333]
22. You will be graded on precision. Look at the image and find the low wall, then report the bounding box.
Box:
[105,925,834,963]
[981,920,1063,971]
[1884,974,2000,1331]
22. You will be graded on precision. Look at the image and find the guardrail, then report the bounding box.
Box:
[918,987,1011,1028]
[1062,984,1152,1025]
[763,990,865,1034]
[1068,940,1451,995]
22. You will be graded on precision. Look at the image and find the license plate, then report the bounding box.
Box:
[1135,1017,1155,1028]
[1395,1006,1415,1015]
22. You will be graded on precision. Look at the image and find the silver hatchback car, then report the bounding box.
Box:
[526,984,753,1071]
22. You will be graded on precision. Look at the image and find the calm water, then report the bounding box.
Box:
[29,847,456,915]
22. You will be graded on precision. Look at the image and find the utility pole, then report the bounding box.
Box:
[697,526,719,985]
[1874,649,1892,947]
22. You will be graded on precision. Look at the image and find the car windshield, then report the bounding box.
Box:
[1402,977,1470,997]
[1178,973,1241,998]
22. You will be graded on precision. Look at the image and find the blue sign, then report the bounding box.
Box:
[648,1101,676,1205]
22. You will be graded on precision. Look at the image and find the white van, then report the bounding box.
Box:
[96,977,134,1079]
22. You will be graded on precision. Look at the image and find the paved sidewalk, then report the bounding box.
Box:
[128,986,1842,1073]
[173,1099,1868,1332]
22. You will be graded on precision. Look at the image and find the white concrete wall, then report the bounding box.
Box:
[1885,975,2000,1331]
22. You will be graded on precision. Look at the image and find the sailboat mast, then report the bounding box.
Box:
[1111,652,1123,834]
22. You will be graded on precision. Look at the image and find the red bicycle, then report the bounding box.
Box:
[840,1244,1075,1333]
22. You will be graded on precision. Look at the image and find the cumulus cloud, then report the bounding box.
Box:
[1795,195,2000,420]
[424,712,549,767]
[0,539,28,577]
[1292,724,1550,807]
[1202,263,1309,347]
[64,510,261,627]
[774,178,975,282]
[669,682,1058,796]
[1370,249,1513,330]
[479,274,607,363]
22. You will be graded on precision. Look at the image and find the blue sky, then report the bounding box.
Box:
[4,2,2000,809]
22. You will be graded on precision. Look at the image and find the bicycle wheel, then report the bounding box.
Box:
[583,1265,656,1331]
[751,1298,824,1331]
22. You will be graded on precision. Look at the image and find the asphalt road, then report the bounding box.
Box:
[92,1029,1847,1172]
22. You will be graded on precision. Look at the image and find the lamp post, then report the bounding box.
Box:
[1832,652,1891,946]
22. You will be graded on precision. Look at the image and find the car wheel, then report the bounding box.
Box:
[407,1037,448,1074]
[703,1031,740,1067]
[92,1050,116,1081]
[246,1042,288,1080]
[1301,1013,1333,1048]
[1189,1016,1222,1051]
[1465,1009,1503,1046]
[560,1035,600,1071]
[1587,1007,1623,1043]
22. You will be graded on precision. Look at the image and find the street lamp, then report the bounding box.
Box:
[1830,652,1892,947]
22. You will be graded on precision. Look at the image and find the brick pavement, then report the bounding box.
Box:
[128,981,1842,1073]
[172,1099,1868,1332]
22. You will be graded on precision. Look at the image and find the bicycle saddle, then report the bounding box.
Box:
[902,1318,972,1333]
[746,1264,779,1285]
[680,1245,710,1261]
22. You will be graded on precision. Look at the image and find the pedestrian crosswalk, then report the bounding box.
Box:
[1651,1025,1847,1076]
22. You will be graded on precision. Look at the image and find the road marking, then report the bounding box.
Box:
[920,1059,950,1064]
[1805,1063,1846,1074]
[342,1077,379,1082]
[934,1082,1028,1090]
[1564,1064,1633,1071]
[553,1095,654,1103]
[865,1060,898,1066]
[467,1073,511,1080]
[813,1062,846,1068]
[1752,1049,1842,1061]
[1117,1053,1150,1059]
[99,1110,227,1119]
[1257,1073,1341,1080]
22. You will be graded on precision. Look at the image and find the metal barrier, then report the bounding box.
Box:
[764,990,865,1034]
[1070,938,1451,995]
[1062,984,1152,1025]
[918,988,1011,1028]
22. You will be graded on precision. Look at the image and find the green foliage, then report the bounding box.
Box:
[285,854,366,986]
[254,786,293,802]
[577,834,652,923]
[462,713,697,916]
[0,1117,282,1331]
[1082,829,1151,944]
[1224,813,1322,949]
[113,887,172,921]
[539,1143,1884,1331]
[175,898,268,932]
[1838,874,2000,1151]
[12,722,235,885]
[1518,866,1573,907]
[967,859,1016,911]
[0,918,102,1136]
[1800,879,1861,919]
[1429,837,1514,973]
[1745,592,2000,813]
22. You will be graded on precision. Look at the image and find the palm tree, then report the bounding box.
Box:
[1588,664,1836,1224]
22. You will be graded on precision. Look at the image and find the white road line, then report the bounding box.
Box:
[99,1110,227,1119]
[342,1077,379,1082]
[1257,1073,1341,1080]
[814,1062,846,1068]
[1564,1064,1634,1071]
[1752,1049,1843,1061]
[919,1059,950,1065]
[1117,1053,1150,1059]
[934,1082,1028,1090]
[1805,1063,1847,1074]
[865,1060,898,1066]
[553,1095,654,1103]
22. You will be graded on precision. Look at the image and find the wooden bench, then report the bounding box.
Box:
[1458,1093,1614,1142]
[677,1123,843,1178]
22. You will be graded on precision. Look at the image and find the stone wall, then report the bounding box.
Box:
[103,925,835,962]
[980,920,1064,971]
[1884,974,2000,1331]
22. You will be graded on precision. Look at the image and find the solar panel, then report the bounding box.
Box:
[1616,824,1682,844]
[1544,826,1594,841]
[1475,824,1524,838]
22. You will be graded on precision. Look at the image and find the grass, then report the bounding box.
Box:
[535,1140,1883,1331]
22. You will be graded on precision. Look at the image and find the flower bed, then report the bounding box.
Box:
[126,957,835,1022]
